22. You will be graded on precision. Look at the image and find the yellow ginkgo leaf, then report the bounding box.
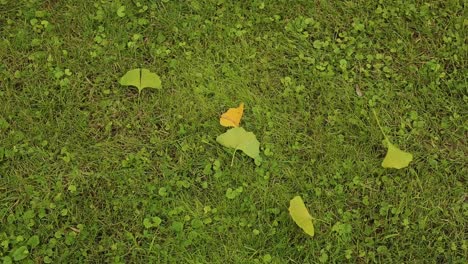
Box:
[220,103,244,127]
[381,140,413,169]
[289,196,314,237]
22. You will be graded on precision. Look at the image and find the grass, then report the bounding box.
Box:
[1,0,466,263]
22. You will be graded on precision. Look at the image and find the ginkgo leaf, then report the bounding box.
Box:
[289,196,314,237]
[220,103,244,127]
[120,69,140,87]
[381,140,413,169]
[216,127,260,162]
[119,68,162,93]
[140,69,162,90]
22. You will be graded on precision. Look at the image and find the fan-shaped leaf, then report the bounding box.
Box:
[382,140,413,169]
[119,68,162,93]
[216,127,260,162]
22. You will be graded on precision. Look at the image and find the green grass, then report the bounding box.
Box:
[1,0,467,263]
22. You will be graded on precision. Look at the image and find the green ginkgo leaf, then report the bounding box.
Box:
[381,140,413,169]
[119,68,162,93]
[120,68,140,86]
[216,127,261,163]
[289,196,314,237]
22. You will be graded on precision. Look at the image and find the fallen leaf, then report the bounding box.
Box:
[140,69,161,90]
[120,68,162,93]
[120,68,140,87]
[355,84,363,97]
[289,196,314,237]
[69,227,81,233]
[220,103,244,127]
[216,127,260,162]
[381,140,413,169]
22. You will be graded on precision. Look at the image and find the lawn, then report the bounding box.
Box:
[1,0,467,263]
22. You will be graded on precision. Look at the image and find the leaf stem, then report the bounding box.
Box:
[372,109,389,141]
[230,149,237,167]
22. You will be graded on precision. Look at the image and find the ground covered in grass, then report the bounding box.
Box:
[1,0,467,263]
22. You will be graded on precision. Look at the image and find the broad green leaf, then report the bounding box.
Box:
[12,246,29,261]
[289,196,314,237]
[119,68,162,93]
[381,140,413,169]
[216,127,260,162]
[27,235,40,248]
[2,256,12,264]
